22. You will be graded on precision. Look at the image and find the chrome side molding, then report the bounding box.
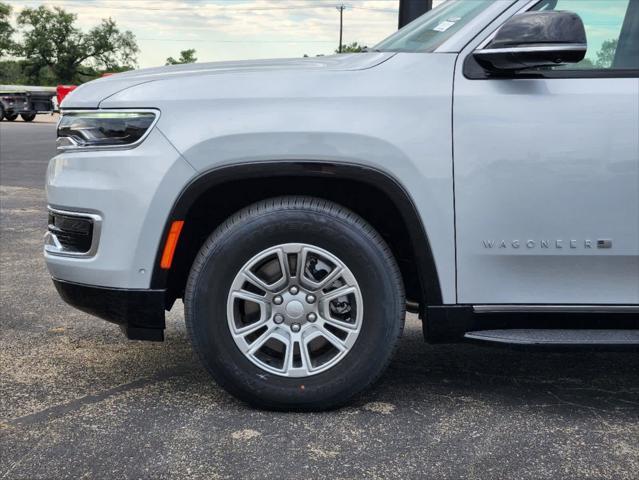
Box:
[473,305,639,314]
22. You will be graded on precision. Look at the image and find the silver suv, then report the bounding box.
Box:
[46,0,639,409]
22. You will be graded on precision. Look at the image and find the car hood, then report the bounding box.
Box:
[62,53,396,109]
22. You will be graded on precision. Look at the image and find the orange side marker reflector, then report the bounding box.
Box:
[160,220,184,270]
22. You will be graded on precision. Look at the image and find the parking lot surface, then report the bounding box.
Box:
[1,120,638,479]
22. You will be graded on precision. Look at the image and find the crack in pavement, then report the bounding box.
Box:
[7,366,192,427]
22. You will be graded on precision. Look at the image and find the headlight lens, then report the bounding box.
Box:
[57,111,157,151]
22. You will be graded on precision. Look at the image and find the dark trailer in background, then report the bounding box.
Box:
[0,87,57,122]
[399,0,433,28]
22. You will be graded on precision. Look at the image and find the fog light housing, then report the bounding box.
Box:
[45,208,102,257]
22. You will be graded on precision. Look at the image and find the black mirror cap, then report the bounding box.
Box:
[474,11,587,71]
[490,11,586,49]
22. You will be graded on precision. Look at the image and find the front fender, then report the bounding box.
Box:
[108,53,459,303]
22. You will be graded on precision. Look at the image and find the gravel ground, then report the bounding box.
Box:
[1,120,638,480]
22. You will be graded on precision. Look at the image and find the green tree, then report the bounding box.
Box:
[16,6,138,84]
[166,48,197,65]
[575,57,595,69]
[0,60,28,84]
[335,42,365,54]
[595,39,618,69]
[0,2,14,58]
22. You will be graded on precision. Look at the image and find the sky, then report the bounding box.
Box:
[5,0,630,69]
[5,0,447,68]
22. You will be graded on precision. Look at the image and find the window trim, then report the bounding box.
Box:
[463,0,639,80]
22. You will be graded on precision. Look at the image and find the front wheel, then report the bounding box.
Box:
[4,112,18,121]
[20,112,36,122]
[185,196,405,410]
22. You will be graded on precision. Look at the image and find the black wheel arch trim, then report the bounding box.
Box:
[150,161,444,307]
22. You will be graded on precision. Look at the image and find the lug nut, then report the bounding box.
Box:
[306,294,316,304]
[274,314,284,324]
[289,286,299,295]
[273,295,283,305]
[291,323,301,332]
[307,313,317,323]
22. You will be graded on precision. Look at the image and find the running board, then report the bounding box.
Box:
[464,329,639,346]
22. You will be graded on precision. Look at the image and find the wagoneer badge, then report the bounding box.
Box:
[482,239,613,249]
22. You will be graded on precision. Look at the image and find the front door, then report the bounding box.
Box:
[453,0,639,305]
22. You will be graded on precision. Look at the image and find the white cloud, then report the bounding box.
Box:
[7,0,405,67]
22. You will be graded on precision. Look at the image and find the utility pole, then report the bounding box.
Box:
[336,4,345,53]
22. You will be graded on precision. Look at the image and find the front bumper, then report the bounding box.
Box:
[45,124,196,340]
[53,279,166,341]
[45,127,196,289]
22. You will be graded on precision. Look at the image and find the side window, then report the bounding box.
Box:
[532,0,638,70]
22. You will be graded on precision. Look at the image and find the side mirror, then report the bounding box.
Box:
[474,11,587,71]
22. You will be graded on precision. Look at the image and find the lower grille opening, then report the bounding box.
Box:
[47,210,95,254]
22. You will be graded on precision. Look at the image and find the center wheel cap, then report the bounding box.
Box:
[285,300,305,319]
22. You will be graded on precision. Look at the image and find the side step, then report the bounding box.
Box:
[464,329,639,346]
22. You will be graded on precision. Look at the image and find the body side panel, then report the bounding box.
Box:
[103,53,458,303]
[452,4,639,304]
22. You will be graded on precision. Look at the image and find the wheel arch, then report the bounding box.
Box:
[151,161,443,310]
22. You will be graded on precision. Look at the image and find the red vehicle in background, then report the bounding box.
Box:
[57,74,115,107]
[56,85,78,108]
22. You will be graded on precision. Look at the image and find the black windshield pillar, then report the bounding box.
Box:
[398,0,433,28]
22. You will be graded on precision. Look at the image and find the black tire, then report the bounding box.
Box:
[0,105,4,121]
[20,112,36,122]
[184,196,405,410]
[4,112,18,121]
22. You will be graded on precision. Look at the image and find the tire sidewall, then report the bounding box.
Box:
[186,205,403,409]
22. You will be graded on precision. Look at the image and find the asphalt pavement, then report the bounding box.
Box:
[1,119,638,480]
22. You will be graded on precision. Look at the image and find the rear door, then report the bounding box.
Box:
[453,0,639,305]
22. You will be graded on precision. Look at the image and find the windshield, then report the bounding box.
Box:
[374,0,496,52]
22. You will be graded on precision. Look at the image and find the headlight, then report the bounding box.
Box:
[56,110,158,151]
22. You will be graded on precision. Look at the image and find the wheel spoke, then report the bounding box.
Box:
[314,266,344,291]
[233,317,269,336]
[283,336,295,372]
[281,248,298,281]
[316,322,348,352]
[280,335,312,375]
[231,289,268,306]
[299,338,313,374]
[243,270,273,292]
[322,314,359,331]
[275,248,292,286]
[298,248,313,287]
[243,248,289,292]
[246,325,277,355]
[321,284,355,302]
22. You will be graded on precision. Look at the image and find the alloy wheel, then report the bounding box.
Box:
[227,243,363,377]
